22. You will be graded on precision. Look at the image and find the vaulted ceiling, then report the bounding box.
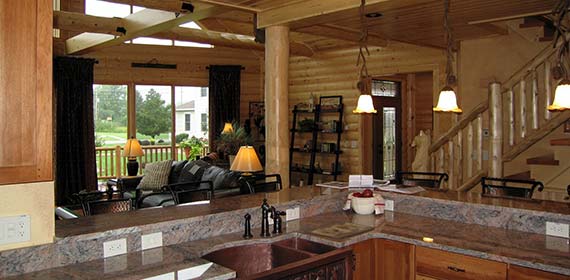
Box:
[55,0,559,56]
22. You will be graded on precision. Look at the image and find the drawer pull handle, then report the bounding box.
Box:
[447,266,466,273]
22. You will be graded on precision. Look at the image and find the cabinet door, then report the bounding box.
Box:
[375,239,415,280]
[352,239,375,280]
[508,265,569,280]
[416,246,507,280]
[0,0,52,184]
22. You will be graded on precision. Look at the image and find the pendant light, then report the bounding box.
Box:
[548,0,570,111]
[433,0,462,113]
[353,0,377,114]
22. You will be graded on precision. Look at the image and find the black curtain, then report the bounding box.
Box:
[54,57,97,205]
[209,65,242,148]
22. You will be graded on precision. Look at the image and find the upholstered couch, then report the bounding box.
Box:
[122,159,247,208]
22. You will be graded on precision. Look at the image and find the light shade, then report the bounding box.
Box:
[123,138,144,158]
[353,94,377,114]
[548,79,570,111]
[433,86,462,113]
[222,122,234,134]
[230,146,263,173]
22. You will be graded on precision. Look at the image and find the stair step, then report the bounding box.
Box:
[519,17,545,28]
[504,171,532,180]
[550,138,570,146]
[526,154,559,165]
[539,36,553,42]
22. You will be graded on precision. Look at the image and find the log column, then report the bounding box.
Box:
[264,25,290,188]
[489,82,503,178]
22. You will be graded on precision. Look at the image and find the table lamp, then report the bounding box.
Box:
[222,122,234,134]
[123,137,144,176]
[230,146,263,176]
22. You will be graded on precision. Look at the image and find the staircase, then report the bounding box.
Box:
[428,30,570,201]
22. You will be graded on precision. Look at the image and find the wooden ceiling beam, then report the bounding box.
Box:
[54,11,124,36]
[191,0,261,13]
[97,0,195,13]
[257,0,388,29]
[296,24,388,47]
[65,5,231,55]
[56,11,313,57]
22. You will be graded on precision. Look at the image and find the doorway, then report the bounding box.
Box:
[372,79,402,180]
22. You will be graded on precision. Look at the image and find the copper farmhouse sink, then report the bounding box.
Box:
[203,238,351,280]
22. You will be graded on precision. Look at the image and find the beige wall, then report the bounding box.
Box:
[0,182,55,251]
[288,43,446,181]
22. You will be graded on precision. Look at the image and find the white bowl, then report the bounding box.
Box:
[351,195,376,215]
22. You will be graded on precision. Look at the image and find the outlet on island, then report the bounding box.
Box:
[286,207,300,221]
[103,238,127,258]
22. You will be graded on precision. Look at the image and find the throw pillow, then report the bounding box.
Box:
[169,160,188,184]
[138,160,173,191]
[178,160,210,183]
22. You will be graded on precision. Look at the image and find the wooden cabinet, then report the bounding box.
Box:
[0,0,52,184]
[508,265,569,280]
[352,239,375,280]
[375,239,415,280]
[416,246,507,280]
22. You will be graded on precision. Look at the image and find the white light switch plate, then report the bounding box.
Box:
[546,222,570,238]
[286,207,300,221]
[384,200,394,211]
[104,238,127,258]
[0,215,30,246]
[142,232,163,250]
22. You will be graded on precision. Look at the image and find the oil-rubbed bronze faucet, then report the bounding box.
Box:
[261,199,271,237]
[243,213,253,239]
[271,207,286,234]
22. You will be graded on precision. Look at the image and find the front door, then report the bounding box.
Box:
[372,80,402,180]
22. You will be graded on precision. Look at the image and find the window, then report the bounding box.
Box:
[93,84,128,147]
[135,85,172,145]
[185,114,191,131]
[201,87,208,97]
[85,0,213,48]
[372,80,399,97]
[201,113,208,132]
[53,0,61,38]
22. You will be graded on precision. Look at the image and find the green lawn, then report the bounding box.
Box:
[96,131,172,147]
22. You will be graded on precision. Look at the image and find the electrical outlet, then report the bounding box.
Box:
[142,232,163,250]
[546,222,570,238]
[286,207,300,221]
[384,200,394,212]
[104,238,127,258]
[0,215,30,246]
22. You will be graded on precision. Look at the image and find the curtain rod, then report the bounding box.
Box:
[206,66,245,70]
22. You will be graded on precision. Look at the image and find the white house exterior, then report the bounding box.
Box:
[175,87,209,139]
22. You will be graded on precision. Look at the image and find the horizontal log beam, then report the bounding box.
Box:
[97,0,195,13]
[56,11,313,57]
[296,24,388,47]
[65,5,231,55]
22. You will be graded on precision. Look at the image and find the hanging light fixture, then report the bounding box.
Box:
[548,0,570,111]
[433,0,462,113]
[353,0,377,114]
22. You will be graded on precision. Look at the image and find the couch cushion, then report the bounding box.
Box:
[140,193,174,208]
[211,168,242,190]
[178,160,210,183]
[138,160,173,191]
[169,160,188,184]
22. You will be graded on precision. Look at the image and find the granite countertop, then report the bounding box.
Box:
[55,187,326,238]
[11,208,570,279]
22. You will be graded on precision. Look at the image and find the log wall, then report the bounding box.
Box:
[288,44,446,181]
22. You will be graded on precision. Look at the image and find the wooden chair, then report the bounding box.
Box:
[481,177,544,199]
[166,180,214,205]
[85,198,133,216]
[395,171,448,189]
[242,174,283,193]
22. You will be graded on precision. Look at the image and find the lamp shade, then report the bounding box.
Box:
[433,86,462,113]
[548,79,570,111]
[222,122,234,134]
[123,138,144,158]
[230,146,263,172]
[353,94,377,114]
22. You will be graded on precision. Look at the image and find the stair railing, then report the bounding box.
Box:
[428,37,569,191]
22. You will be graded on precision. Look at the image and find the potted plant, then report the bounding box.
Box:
[180,136,206,160]
[216,122,252,164]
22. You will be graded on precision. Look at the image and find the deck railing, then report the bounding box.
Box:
[96,144,210,180]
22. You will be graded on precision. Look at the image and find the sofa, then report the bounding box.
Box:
[122,159,247,208]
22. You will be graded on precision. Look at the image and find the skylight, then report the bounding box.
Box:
[86,0,130,18]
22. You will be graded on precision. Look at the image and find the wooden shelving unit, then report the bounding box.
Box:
[289,96,343,185]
